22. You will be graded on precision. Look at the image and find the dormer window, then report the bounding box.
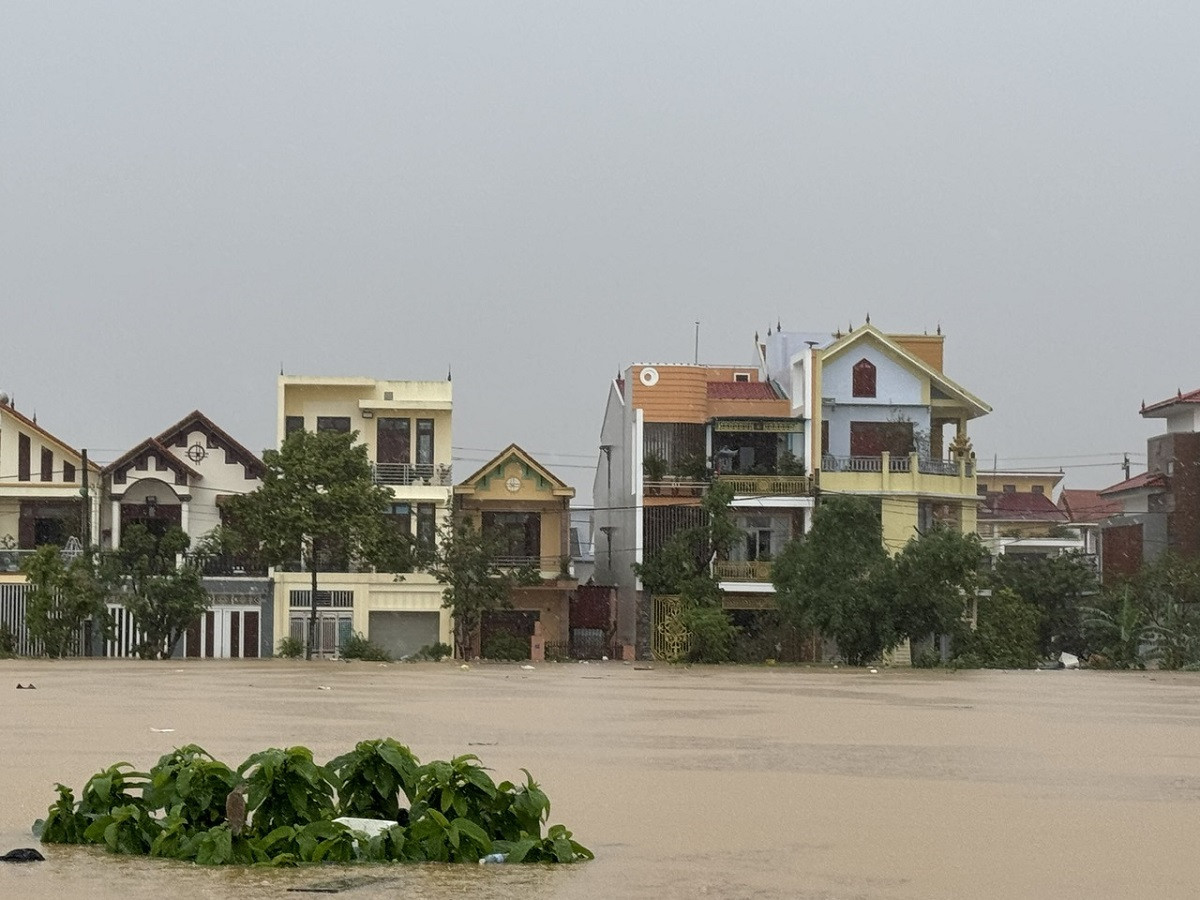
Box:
[852,358,877,398]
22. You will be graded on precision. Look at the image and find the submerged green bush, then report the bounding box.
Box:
[33,739,592,866]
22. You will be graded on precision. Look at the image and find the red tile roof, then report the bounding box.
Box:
[1058,489,1124,524]
[1143,387,1200,414]
[978,491,1069,522]
[1099,471,1167,496]
[706,381,779,400]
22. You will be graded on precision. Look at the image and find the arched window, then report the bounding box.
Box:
[852,358,877,398]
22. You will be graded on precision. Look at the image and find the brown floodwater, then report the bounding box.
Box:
[2,659,1199,899]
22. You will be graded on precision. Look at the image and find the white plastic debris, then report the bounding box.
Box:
[460,664,470,670]
[601,655,608,661]
[869,668,878,674]
[1060,652,1080,669]
[520,665,535,670]
[333,816,395,838]
[317,685,332,690]
[150,728,175,733]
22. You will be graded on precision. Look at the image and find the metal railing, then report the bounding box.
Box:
[714,474,813,496]
[713,560,774,582]
[372,463,452,486]
[643,480,707,498]
[822,454,968,477]
[492,556,574,577]
[183,553,268,578]
[0,549,36,574]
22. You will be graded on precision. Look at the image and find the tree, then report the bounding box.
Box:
[954,587,1041,669]
[892,526,988,641]
[1087,553,1200,669]
[990,552,1097,656]
[223,429,409,659]
[423,518,539,659]
[109,524,209,660]
[772,495,896,665]
[633,482,740,663]
[22,546,110,658]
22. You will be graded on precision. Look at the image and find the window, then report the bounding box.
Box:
[482,511,541,563]
[385,502,411,536]
[285,416,305,435]
[377,418,410,464]
[416,419,434,466]
[63,461,76,483]
[18,433,30,481]
[852,358,877,398]
[1031,485,1044,494]
[729,514,792,562]
[977,484,988,496]
[40,447,53,482]
[1003,484,1016,493]
[734,372,750,382]
[416,503,436,551]
[316,416,351,433]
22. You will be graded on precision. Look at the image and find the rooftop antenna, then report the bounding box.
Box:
[447,365,452,382]
[694,321,700,364]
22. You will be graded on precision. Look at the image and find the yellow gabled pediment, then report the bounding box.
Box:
[454,443,575,499]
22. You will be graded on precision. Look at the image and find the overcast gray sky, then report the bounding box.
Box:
[3,2,1197,502]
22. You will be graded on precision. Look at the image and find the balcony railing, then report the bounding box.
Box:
[0,548,36,574]
[713,560,774,582]
[644,479,707,498]
[372,463,452,486]
[714,474,813,496]
[492,555,574,578]
[184,553,268,578]
[822,454,971,477]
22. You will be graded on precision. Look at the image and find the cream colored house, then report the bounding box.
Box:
[272,375,455,659]
[454,444,577,656]
[0,397,101,569]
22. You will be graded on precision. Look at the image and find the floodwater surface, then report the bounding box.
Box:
[2,660,1199,899]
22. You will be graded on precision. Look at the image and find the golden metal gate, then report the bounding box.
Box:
[650,594,690,662]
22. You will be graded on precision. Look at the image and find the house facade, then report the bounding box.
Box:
[102,411,272,658]
[973,469,1082,559]
[1099,389,1200,580]
[1,396,102,655]
[593,363,817,658]
[454,444,580,657]
[272,375,455,659]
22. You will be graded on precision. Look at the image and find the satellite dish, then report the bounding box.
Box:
[639,367,659,387]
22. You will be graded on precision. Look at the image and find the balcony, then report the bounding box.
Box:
[714,474,813,496]
[372,463,452,487]
[492,555,575,580]
[819,452,977,498]
[644,479,707,499]
[184,552,268,578]
[713,560,773,583]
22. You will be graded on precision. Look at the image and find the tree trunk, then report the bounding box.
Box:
[307,550,319,661]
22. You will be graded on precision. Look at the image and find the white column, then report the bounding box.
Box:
[111,500,122,549]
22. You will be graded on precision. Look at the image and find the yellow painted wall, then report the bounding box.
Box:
[456,458,573,569]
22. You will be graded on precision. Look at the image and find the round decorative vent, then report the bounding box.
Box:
[639,367,660,387]
[187,443,208,463]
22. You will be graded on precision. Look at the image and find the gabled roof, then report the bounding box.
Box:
[454,443,575,498]
[1099,471,1168,496]
[104,437,201,481]
[0,402,102,471]
[820,324,991,417]
[156,410,265,478]
[978,491,1069,523]
[1058,489,1124,524]
[1142,388,1200,417]
[706,381,779,400]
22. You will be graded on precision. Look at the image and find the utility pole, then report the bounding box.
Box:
[80,449,91,550]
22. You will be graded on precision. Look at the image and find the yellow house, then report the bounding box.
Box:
[271,375,455,659]
[798,324,990,553]
[454,444,577,656]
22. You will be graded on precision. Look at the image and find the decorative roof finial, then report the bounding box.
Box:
[754,330,759,343]
[447,366,452,382]
[777,319,781,331]
[936,323,942,335]
[865,312,870,325]
[767,326,772,336]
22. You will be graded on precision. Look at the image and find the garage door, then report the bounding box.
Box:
[368,611,441,659]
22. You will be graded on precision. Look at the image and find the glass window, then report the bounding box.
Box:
[1031,485,1044,494]
[416,419,434,466]
[40,447,53,482]
[416,503,436,551]
[285,416,305,435]
[18,433,31,481]
[63,461,76,483]
[482,511,541,563]
[317,416,351,433]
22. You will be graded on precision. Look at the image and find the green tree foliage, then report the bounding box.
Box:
[223,429,410,658]
[892,527,988,640]
[772,495,897,665]
[35,740,592,866]
[423,518,540,659]
[989,552,1098,656]
[109,524,210,659]
[634,481,740,663]
[21,546,110,658]
[954,588,1041,668]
